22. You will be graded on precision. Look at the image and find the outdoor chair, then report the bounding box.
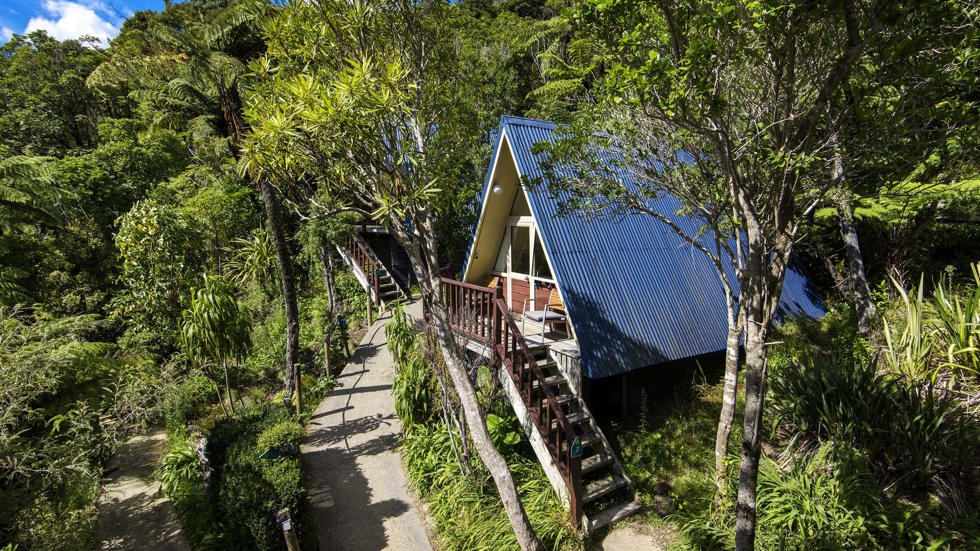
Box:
[521,288,566,343]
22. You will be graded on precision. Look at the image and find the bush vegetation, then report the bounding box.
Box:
[612,266,980,550]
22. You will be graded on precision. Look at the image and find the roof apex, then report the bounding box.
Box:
[500,115,558,131]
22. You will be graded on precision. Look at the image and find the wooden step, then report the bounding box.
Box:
[579,431,601,449]
[554,393,575,406]
[583,498,641,535]
[584,475,628,503]
[548,410,589,431]
[581,450,614,474]
[543,373,564,387]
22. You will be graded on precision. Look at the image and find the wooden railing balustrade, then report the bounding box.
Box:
[348,234,381,305]
[439,278,497,341]
[440,277,584,524]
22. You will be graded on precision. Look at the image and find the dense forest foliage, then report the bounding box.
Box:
[0,0,976,549]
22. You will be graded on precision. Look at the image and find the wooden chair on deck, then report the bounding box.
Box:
[521,287,566,343]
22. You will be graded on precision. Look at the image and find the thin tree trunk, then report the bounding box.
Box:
[211,378,229,417]
[735,321,766,551]
[714,305,741,498]
[318,240,341,375]
[223,361,236,413]
[830,134,875,336]
[260,178,302,415]
[390,215,542,551]
[836,192,875,335]
[427,302,542,551]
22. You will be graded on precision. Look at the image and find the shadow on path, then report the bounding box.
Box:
[302,303,433,551]
[95,431,190,551]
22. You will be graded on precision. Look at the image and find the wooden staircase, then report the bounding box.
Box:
[440,278,639,533]
[521,342,640,533]
[339,233,407,307]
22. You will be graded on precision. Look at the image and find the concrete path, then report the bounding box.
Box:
[95,430,191,551]
[302,302,433,551]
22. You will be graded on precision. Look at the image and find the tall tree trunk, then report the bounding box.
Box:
[714,304,741,498]
[734,223,772,551]
[318,239,341,375]
[218,83,247,149]
[830,134,875,336]
[260,178,302,415]
[836,192,875,336]
[734,217,792,551]
[735,319,766,551]
[427,306,542,551]
[390,215,543,551]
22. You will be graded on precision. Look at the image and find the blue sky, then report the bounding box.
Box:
[1,1,167,47]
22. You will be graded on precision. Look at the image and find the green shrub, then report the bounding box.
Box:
[12,474,99,551]
[336,270,366,327]
[386,305,437,429]
[770,303,980,548]
[206,404,315,551]
[158,435,225,549]
[256,420,305,453]
[164,373,216,432]
[158,438,203,497]
[769,347,887,446]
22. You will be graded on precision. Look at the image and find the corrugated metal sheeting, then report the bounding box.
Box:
[498,116,825,379]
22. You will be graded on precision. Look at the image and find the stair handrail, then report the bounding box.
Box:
[492,294,583,523]
[347,234,381,304]
[437,277,583,524]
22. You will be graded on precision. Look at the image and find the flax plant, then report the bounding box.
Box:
[932,262,980,383]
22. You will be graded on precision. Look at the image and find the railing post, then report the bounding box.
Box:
[493,287,503,353]
[570,456,583,527]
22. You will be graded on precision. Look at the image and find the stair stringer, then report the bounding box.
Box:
[496,363,571,509]
[336,242,406,307]
[336,246,373,298]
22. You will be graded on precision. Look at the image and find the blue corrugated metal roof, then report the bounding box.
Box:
[495,115,824,379]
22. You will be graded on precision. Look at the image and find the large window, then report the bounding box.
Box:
[493,223,552,282]
[511,226,530,274]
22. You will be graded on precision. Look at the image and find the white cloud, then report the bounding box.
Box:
[1,26,13,43]
[25,1,120,47]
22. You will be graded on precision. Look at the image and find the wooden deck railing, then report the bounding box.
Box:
[348,234,381,305]
[440,278,497,341]
[440,277,584,524]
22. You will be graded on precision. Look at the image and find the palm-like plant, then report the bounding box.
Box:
[180,275,251,415]
[883,274,934,382]
[224,228,279,298]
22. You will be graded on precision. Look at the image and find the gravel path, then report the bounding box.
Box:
[302,301,434,551]
[95,430,191,551]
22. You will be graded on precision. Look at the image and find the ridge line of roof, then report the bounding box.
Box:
[500,115,558,130]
